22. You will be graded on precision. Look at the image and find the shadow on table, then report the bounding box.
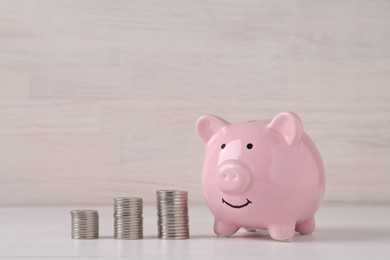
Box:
[190,227,390,243]
[303,228,390,243]
[98,228,390,242]
[189,230,269,240]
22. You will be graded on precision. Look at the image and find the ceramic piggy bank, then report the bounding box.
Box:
[196,112,325,241]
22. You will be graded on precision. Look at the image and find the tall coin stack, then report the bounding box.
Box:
[114,197,143,239]
[70,210,99,239]
[156,190,189,239]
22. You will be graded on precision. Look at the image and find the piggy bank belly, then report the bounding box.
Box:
[203,180,324,241]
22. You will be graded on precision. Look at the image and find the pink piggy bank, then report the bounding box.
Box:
[196,112,325,241]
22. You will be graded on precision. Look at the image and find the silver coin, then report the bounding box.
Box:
[157,213,188,217]
[114,236,143,240]
[158,226,188,230]
[157,201,188,205]
[158,214,188,218]
[115,207,142,209]
[158,228,189,231]
[114,197,143,201]
[158,210,189,215]
[157,206,187,209]
[156,190,189,240]
[158,213,188,216]
[158,224,189,228]
[158,223,189,228]
[158,232,189,237]
[115,231,143,234]
[113,197,143,240]
[114,210,142,212]
[115,220,143,223]
[158,218,189,222]
[114,206,142,209]
[114,212,143,216]
[159,236,189,240]
[115,231,143,235]
[115,218,143,221]
[115,225,143,229]
[157,190,187,194]
[157,200,188,204]
[115,232,143,236]
[114,221,142,227]
[158,220,188,224]
[158,233,190,238]
[114,231,143,234]
[115,233,143,237]
[114,218,142,221]
[157,198,187,201]
[157,211,188,215]
[114,205,142,207]
[71,209,99,239]
[115,208,142,210]
[156,204,188,207]
[157,207,188,210]
[157,197,188,200]
[115,221,143,225]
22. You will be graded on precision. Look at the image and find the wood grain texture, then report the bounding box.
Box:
[0,0,389,205]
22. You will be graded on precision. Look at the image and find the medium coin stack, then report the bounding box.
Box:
[70,210,99,239]
[156,190,189,240]
[114,197,143,239]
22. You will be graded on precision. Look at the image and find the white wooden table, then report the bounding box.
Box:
[0,203,389,259]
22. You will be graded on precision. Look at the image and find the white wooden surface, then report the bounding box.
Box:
[0,203,389,259]
[0,0,389,205]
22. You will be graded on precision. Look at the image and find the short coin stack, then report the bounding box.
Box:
[114,197,143,239]
[70,210,99,239]
[156,190,189,239]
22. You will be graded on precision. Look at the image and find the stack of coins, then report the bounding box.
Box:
[156,190,189,239]
[70,210,99,239]
[114,197,143,239]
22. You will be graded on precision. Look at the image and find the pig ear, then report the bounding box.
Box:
[196,115,229,145]
[267,112,303,146]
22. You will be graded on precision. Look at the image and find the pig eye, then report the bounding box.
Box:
[221,144,226,149]
[246,143,253,149]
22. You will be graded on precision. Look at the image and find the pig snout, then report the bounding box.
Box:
[217,160,252,194]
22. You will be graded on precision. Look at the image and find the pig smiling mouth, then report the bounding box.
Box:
[222,198,252,209]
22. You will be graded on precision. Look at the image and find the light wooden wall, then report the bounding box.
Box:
[0,0,389,205]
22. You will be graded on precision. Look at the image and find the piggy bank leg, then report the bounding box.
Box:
[214,220,239,237]
[268,224,295,241]
[295,218,315,235]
